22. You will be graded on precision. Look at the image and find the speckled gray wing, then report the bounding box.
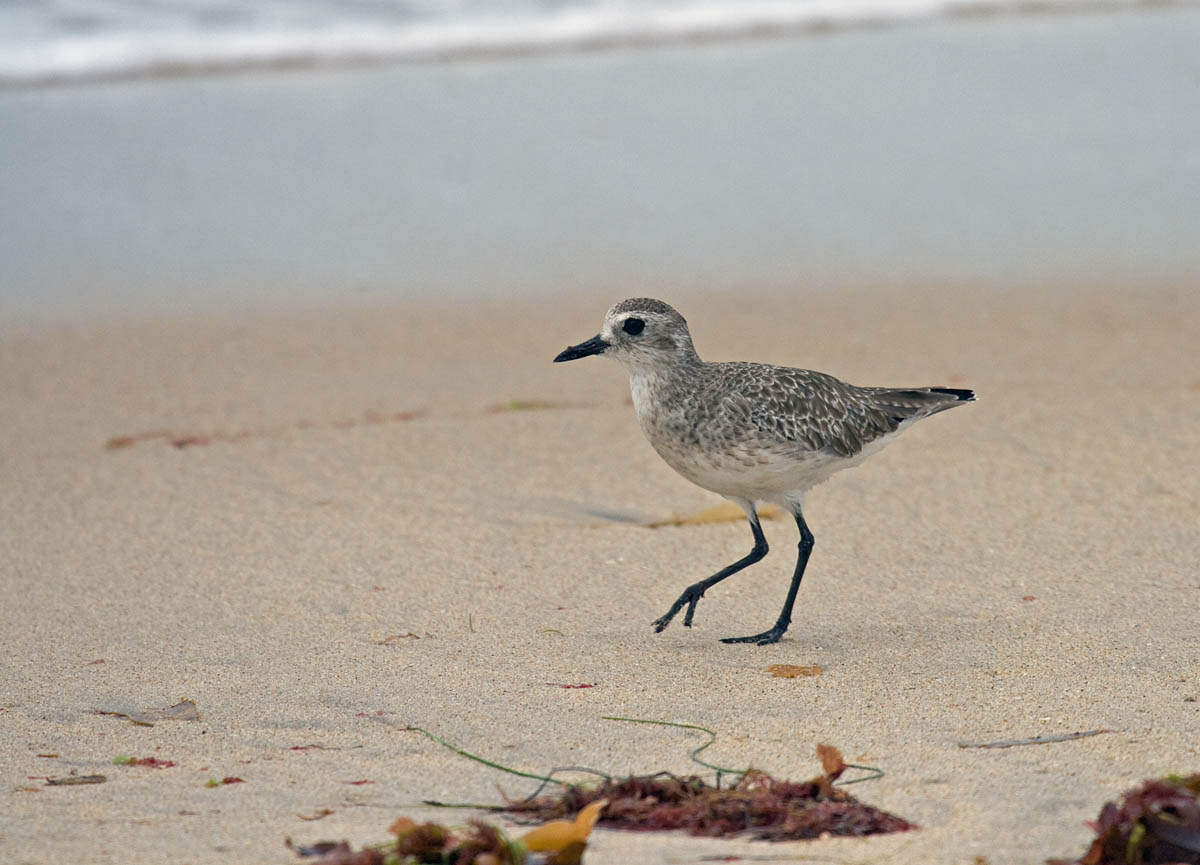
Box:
[713,365,972,458]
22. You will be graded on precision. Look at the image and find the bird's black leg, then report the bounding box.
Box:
[651,512,768,634]
[721,509,814,646]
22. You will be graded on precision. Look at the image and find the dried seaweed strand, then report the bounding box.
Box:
[838,763,886,785]
[602,716,884,787]
[410,717,884,814]
[404,725,567,787]
[520,766,614,801]
[421,799,506,810]
[601,715,746,779]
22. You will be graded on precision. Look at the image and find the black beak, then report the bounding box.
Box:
[553,334,610,363]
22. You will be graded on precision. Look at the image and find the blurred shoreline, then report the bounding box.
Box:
[2,6,1199,330]
[5,0,1194,89]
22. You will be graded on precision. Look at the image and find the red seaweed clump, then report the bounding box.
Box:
[1053,774,1200,865]
[503,747,914,842]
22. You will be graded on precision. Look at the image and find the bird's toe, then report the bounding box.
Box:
[720,627,787,646]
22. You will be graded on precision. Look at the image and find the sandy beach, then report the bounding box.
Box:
[4,4,1200,862]
[2,282,1198,863]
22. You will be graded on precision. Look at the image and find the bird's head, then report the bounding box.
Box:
[553,298,698,370]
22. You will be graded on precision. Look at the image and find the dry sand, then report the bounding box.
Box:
[2,284,1198,863]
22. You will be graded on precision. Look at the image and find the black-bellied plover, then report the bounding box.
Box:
[554,298,974,646]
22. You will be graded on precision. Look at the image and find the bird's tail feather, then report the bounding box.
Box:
[864,386,976,424]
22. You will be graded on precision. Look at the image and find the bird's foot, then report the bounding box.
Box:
[720,624,788,646]
[651,586,706,633]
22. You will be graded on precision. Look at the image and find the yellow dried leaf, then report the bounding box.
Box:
[644,503,782,528]
[767,664,822,678]
[522,799,607,853]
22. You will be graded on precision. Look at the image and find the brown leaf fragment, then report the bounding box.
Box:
[375,633,421,645]
[290,819,520,863]
[393,821,449,858]
[958,729,1116,749]
[817,744,846,780]
[767,664,822,678]
[106,430,171,450]
[342,779,374,785]
[36,753,59,758]
[46,774,107,786]
[298,809,335,821]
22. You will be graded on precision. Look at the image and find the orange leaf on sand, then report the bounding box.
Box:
[522,799,608,864]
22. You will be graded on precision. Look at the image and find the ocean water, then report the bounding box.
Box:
[1,0,1191,86]
[1,6,1199,327]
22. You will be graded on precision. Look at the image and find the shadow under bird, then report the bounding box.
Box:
[554,298,975,646]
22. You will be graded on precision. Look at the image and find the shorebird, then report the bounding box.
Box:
[554,298,974,645]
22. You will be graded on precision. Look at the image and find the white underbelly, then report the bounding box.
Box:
[651,428,903,503]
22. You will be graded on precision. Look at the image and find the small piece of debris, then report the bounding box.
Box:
[46,774,107,786]
[113,756,176,768]
[205,776,245,787]
[643,502,782,529]
[767,664,822,678]
[297,809,335,822]
[958,729,1116,749]
[93,699,199,726]
[375,633,422,644]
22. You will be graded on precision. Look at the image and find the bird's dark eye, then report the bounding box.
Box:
[623,317,645,335]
